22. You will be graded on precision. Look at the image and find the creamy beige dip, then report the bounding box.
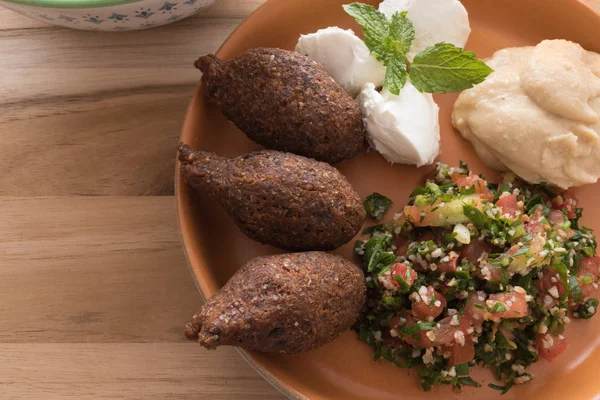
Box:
[452,39,600,189]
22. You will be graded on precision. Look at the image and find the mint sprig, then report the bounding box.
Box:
[388,10,415,56]
[343,2,493,95]
[410,43,494,93]
[342,3,389,42]
[385,54,407,95]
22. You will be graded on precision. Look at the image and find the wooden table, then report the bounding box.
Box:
[1,0,599,398]
[0,1,283,398]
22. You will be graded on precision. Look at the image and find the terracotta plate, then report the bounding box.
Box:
[177,0,600,398]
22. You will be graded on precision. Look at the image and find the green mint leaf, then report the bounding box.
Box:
[409,42,494,93]
[343,4,414,86]
[364,33,391,63]
[388,11,415,55]
[384,54,408,95]
[343,3,389,44]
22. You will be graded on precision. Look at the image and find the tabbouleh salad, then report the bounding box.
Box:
[354,162,600,393]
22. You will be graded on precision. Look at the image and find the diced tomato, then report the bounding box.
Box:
[537,267,568,299]
[431,317,457,346]
[549,210,576,239]
[412,287,447,320]
[389,315,402,330]
[380,264,417,293]
[502,240,548,273]
[530,234,547,259]
[405,331,433,347]
[551,193,578,219]
[448,334,475,366]
[580,256,600,280]
[464,295,487,326]
[549,209,565,226]
[536,334,568,361]
[393,312,433,347]
[536,279,558,310]
[458,313,472,332]
[406,205,442,227]
[450,171,463,182]
[438,252,459,273]
[564,200,578,220]
[577,255,600,297]
[480,263,504,282]
[490,266,504,281]
[488,292,529,320]
[406,206,425,226]
[525,207,547,234]
[472,261,503,282]
[378,271,399,292]
[496,194,520,219]
[453,174,494,202]
[434,315,472,344]
[461,237,493,267]
[551,210,567,225]
[505,244,519,257]
[391,263,417,288]
[525,220,545,234]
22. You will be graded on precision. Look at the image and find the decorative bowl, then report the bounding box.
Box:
[0,0,216,31]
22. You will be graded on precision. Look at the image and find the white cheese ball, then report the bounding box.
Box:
[295,27,386,97]
[379,0,471,60]
[358,82,440,166]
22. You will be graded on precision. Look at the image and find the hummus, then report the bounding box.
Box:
[452,39,600,189]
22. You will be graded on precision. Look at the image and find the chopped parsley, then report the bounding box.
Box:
[364,192,394,221]
[353,162,598,393]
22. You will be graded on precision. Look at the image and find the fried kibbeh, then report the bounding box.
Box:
[184,252,366,353]
[178,143,365,251]
[195,48,364,164]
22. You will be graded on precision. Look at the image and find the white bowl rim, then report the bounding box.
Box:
[2,0,151,9]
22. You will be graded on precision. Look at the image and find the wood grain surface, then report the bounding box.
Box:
[1,0,599,399]
[0,196,283,399]
[0,344,280,399]
[0,2,281,397]
[0,0,264,196]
